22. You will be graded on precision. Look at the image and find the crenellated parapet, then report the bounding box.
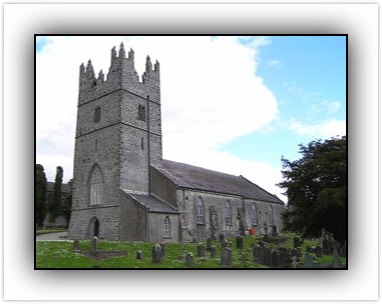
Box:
[78,43,160,105]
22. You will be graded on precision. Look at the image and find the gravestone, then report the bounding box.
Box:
[272,250,281,267]
[206,238,212,252]
[197,242,205,257]
[91,236,98,254]
[221,246,232,268]
[73,240,80,253]
[152,243,162,263]
[160,242,166,258]
[219,233,225,243]
[236,235,244,250]
[136,250,144,260]
[253,245,265,265]
[303,253,315,268]
[291,256,299,268]
[186,252,194,267]
[210,245,217,258]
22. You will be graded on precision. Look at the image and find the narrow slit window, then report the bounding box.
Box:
[138,105,146,122]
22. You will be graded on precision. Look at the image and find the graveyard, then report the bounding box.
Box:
[35,232,347,269]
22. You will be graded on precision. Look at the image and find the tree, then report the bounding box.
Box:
[49,166,64,222]
[278,136,347,243]
[36,164,47,227]
[61,179,73,223]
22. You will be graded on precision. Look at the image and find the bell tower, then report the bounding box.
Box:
[69,43,163,240]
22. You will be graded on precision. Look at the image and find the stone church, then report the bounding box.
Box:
[68,43,285,242]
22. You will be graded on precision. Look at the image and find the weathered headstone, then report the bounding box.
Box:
[136,250,144,260]
[253,245,264,264]
[186,252,194,267]
[91,236,98,254]
[152,243,162,263]
[73,240,80,252]
[197,242,205,257]
[160,242,166,258]
[291,256,299,268]
[303,253,315,268]
[210,245,217,258]
[219,233,225,243]
[236,235,244,250]
[221,246,232,268]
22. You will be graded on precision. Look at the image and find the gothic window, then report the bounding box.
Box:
[89,164,103,205]
[196,196,205,224]
[225,200,233,226]
[163,216,171,239]
[251,203,258,226]
[268,205,274,226]
[138,105,146,122]
[94,106,101,122]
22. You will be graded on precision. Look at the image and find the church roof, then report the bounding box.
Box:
[121,190,179,214]
[46,182,71,194]
[156,159,283,204]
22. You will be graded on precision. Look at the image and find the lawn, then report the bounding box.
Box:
[35,234,346,269]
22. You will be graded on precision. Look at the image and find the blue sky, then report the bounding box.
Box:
[36,36,346,202]
[220,36,346,166]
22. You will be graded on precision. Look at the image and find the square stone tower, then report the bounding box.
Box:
[68,43,163,240]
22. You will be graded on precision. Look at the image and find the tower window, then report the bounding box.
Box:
[138,105,146,122]
[94,107,101,122]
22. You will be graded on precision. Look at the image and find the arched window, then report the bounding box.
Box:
[268,205,274,226]
[163,216,171,239]
[251,203,258,226]
[225,200,233,226]
[89,164,104,205]
[196,196,205,224]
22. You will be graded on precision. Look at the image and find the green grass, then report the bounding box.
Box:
[35,235,347,269]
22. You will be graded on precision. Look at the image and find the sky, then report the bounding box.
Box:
[36,36,347,203]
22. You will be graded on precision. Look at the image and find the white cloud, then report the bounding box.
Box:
[310,99,341,115]
[287,118,346,138]
[36,36,282,198]
[267,59,282,68]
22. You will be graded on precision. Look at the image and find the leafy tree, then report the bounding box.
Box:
[36,164,47,227]
[49,166,64,222]
[278,136,347,243]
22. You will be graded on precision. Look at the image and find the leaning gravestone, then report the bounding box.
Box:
[186,252,194,267]
[236,235,244,250]
[221,246,232,268]
[152,243,162,263]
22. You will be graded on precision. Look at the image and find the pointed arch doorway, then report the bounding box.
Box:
[89,217,100,239]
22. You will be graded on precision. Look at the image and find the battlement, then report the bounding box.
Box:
[78,43,160,105]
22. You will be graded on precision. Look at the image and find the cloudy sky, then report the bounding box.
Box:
[36,36,346,202]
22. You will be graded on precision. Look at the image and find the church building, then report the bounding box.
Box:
[68,43,285,242]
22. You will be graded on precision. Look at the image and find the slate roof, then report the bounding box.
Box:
[121,190,179,214]
[155,159,283,204]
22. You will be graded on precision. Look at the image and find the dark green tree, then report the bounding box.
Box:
[278,136,347,242]
[36,164,47,227]
[49,166,64,222]
[61,178,73,223]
